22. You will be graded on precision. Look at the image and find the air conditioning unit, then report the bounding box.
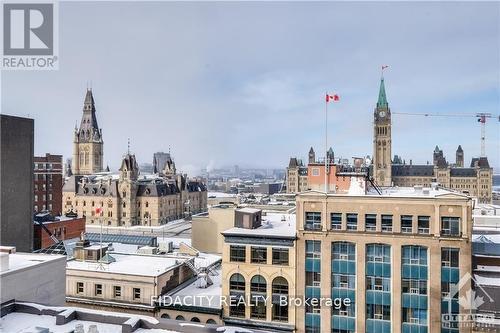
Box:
[410,318,419,324]
[410,259,419,265]
[374,256,383,262]
[339,310,348,316]
[340,254,349,260]
[410,288,419,294]
[340,282,349,288]
[442,261,451,267]
[375,285,383,291]
[442,292,450,298]
[374,314,383,320]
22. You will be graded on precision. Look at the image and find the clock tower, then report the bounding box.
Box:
[373,77,392,186]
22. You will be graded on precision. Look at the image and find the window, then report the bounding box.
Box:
[441,217,460,236]
[366,276,390,291]
[230,245,246,262]
[305,212,322,230]
[133,288,141,300]
[251,247,267,264]
[272,276,289,295]
[365,214,377,231]
[367,304,391,320]
[401,215,413,233]
[418,216,430,234]
[306,271,321,287]
[77,282,84,294]
[306,240,321,259]
[366,244,391,263]
[175,315,185,321]
[272,248,289,265]
[94,284,102,296]
[346,213,357,231]
[250,275,267,293]
[250,275,267,319]
[332,242,355,261]
[332,274,355,289]
[312,168,320,176]
[381,215,392,232]
[402,246,427,266]
[114,286,121,297]
[330,213,342,230]
[441,248,459,267]
[402,279,427,295]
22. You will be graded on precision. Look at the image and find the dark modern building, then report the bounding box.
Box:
[0,115,34,252]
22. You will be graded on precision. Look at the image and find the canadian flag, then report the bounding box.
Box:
[95,207,103,214]
[326,94,340,102]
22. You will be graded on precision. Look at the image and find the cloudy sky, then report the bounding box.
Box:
[2,1,499,174]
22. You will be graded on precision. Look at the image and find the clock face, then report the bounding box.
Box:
[379,111,386,118]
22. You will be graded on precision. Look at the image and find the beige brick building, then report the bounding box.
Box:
[296,187,473,333]
[221,211,297,332]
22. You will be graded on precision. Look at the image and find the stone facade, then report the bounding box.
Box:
[296,189,473,333]
[63,89,207,226]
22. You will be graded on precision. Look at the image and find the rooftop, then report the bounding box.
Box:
[222,213,296,238]
[0,251,65,275]
[66,253,183,277]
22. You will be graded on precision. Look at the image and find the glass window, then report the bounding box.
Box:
[114,286,121,297]
[441,217,460,236]
[94,284,102,296]
[418,216,430,234]
[133,288,141,299]
[306,240,321,259]
[251,247,267,264]
[272,277,289,295]
[251,275,267,293]
[346,213,358,231]
[77,282,84,294]
[230,245,246,262]
[331,213,342,230]
[229,273,245,291]
[365,214,377,231]
[332,274,355,289]
[381,215,392,232]
[441,248,459,267]
[306,271,321,287]
[272,248,289,265]
[401,215,413,233]
[402,279,427,295]
[402,245,427,266]
[366,304,391,320]
[366,276,391,291]
[305,212,322,230]
[332,242,355,261]
[366,244,391,263]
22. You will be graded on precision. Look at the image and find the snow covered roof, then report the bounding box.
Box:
[66,253,183,277]
[222,213,296,238]
[301,186,469,199]
[0,252,65,275]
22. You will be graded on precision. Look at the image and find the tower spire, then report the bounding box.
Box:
[377,77,388,108]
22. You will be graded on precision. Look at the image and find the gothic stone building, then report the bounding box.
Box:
[63,89,207,226]
[286,77,493,203]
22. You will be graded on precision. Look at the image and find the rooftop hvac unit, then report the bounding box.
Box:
[138,246,158,255]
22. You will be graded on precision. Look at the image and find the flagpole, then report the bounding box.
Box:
[325,92,328,193]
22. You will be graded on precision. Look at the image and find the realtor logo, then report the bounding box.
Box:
[4,3,53,55]
[2,2,58,70]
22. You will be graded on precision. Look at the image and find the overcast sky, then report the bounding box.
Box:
[2,1,499,174]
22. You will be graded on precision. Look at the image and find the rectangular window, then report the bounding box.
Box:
[77,282,84,294]
[230,245,246,262]
[312,168,320,176]
[133,288,141,300]
[306,240,321,259]
[114,286,121,297]
[94,284,102,296]
[346,213,357,231]
[272,248,289,265]
[330,213,342,230]
[441,248,459,267]
[251,247,267,264]
[418,216,430,234]
[306,271,321,287]
[402,279,427,295]
[366,276,390,292]
[305,212,322,230]
[441,217,460,236]
[401,215,413,233]
[365,214,377,231]
[381,214,393,232]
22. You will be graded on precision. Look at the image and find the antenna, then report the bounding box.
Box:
[127,138,130,154]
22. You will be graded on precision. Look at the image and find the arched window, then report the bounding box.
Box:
[161,313,170,319]
[250,275,267,319]
[272,276,289,322]
[229,273,245,318]
[190,317,200,322]
[175,315,185,321]
[250,275,266,293]
[229,273,245,291]
[206,319,216,324]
